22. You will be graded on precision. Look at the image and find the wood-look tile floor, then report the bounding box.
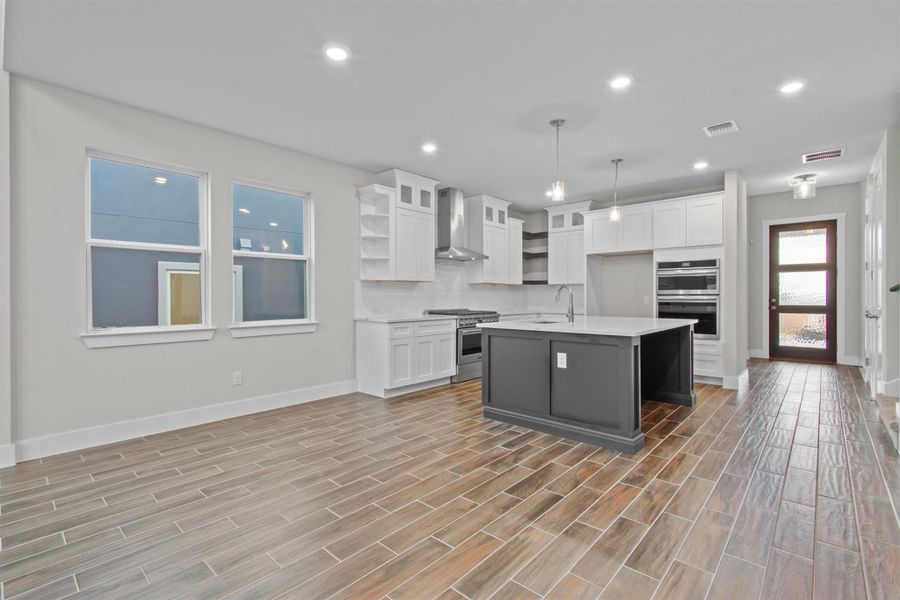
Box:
[1,360,899,600]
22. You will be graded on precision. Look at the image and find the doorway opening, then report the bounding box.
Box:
[768,220,837,363]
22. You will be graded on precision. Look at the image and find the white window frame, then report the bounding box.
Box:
[229,179,317,338]
[81,150,214,348]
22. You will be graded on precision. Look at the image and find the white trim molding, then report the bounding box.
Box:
[13,378,357,462]
[749,349,768,359]
[760,213,847,361]
[229,321,319,338]
[880,377,899,399]
[81,326,216,348]
[0,444,14,468]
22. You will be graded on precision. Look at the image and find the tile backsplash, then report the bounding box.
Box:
[355,260,583,317]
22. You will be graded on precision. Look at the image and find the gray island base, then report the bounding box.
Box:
[478,317,698,454]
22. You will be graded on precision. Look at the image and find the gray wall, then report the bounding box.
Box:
[10,77,368,441]
[747,182,865,363]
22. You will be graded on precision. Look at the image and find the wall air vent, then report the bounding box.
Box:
[802,148,845,163]
[702,120,740,138]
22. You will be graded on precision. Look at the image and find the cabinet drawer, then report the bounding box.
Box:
[389,323,414,339]
[694,353,723,377]
[694,340,722,355]
[414,320,456,337]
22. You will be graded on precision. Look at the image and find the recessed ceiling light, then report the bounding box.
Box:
[323,43,350,62]
[154,176,167,185]
[693,161,709,170]
[269,222,279,227]
[421,142,438,154]
[778,80,805,94]
[608,75,633,89]
[238,207,251,214]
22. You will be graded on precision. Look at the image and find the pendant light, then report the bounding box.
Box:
[790,173,817,199]
[609,158,623,222]
[549,119,566,202]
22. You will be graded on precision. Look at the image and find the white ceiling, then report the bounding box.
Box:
[5,1,900,211]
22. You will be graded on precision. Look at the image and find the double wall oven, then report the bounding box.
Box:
[656,259,720,340]
[426,309,499,382]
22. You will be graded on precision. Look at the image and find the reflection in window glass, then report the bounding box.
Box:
[778,313,826,348]
[232,184,304,255]
[779,228,826,265]
[232,182,310,324]
[90,157,200,246]
[91,247,202,328]
[779,271,827,306]
[233,256,307,321]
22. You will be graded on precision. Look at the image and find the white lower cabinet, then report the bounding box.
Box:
[357,319,456,397]
[694,339,723,379]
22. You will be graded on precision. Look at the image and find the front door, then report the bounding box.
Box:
[768,220,837,362]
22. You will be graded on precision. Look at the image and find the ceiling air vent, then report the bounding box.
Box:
[802,148,845,163]
[702,120,740,138]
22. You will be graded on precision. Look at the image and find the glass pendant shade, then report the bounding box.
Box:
[609,204,621,222]
[550,180,565,202]
[792,174,817,199]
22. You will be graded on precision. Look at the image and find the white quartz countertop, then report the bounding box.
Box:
[477,316,697,337]
[354,315,457,323]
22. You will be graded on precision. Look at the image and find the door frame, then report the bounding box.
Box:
[767,220,837,362]
[760,213,848,362]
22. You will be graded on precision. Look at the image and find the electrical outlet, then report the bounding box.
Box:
[232,371,243,386]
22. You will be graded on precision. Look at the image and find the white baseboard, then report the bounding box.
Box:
[13,379,357,463]
[721,369,748,391]
[837,355,863,367]
[748,349,768,359]
[879,378,899,398]
[360,378,452,399]
[0,444,15,468]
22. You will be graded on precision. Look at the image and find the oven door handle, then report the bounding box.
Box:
[458,327,482,334]
[657,295,719,302]
[657,268,719,276]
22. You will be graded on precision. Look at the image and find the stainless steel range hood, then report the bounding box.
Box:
[435,188,488,261]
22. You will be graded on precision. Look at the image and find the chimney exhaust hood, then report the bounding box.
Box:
[435,188,488,261]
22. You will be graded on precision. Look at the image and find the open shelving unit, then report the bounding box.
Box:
[359,184,394,281]
[522,229,548,285]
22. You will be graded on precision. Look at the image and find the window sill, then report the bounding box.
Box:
[81,326,216,349]
[229,321,319,338]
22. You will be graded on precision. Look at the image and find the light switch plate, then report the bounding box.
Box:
[556,352,567,369]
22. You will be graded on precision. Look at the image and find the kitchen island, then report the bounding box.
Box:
[477,316,697,453]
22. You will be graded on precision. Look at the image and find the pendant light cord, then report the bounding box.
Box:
[611,158,623,208]
[555,123,560,181]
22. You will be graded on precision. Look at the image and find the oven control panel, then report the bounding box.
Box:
[459,315,499,327]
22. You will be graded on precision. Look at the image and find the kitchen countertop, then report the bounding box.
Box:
[354,315,458,323]
[478,316,697,337]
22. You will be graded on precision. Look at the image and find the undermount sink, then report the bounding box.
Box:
[531,319,561,324]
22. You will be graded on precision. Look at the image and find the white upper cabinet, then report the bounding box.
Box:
[685,194,724,246]
[359,171,438,282]
[466,194,518,284]
[617,205,653,252]
[584,209,619,254]
[582,192,724,255]
[567,229,586,284]
[547,231,569,285]
[545,201,597,284]
[508,218,523,285]
[652,200,686,249]
[374,169,439,214]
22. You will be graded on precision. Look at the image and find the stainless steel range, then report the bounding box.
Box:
[426,309,500,382]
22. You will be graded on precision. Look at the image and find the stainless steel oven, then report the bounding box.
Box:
[656,259,719,295]
[426,309,499,382]
[657,295,720,339]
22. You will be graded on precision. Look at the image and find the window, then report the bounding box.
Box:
[84,153,211,347]
[231,182,315,336]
